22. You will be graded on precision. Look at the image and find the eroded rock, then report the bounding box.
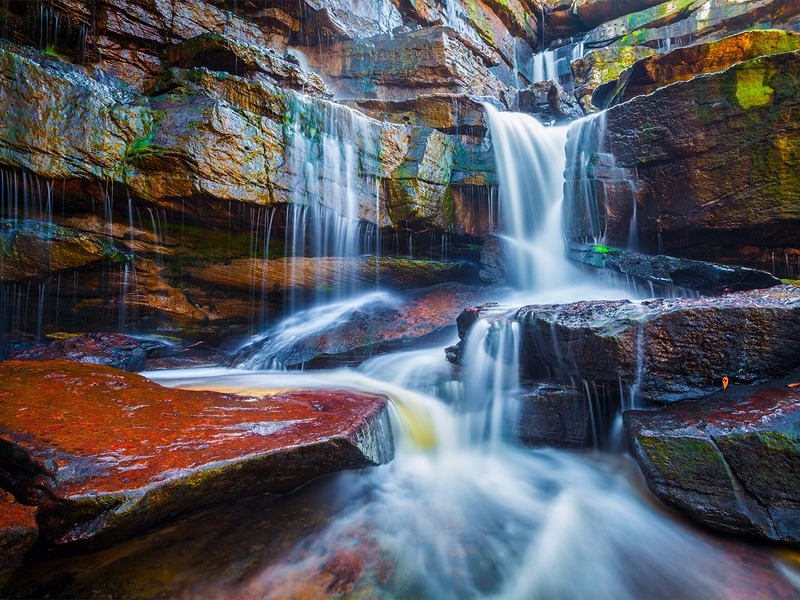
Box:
[517,80,583,122]
[626,382,800,543]
[0,360,393,550]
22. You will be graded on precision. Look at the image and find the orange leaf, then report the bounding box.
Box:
[722,376,729,390]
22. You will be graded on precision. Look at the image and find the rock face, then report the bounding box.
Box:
[187,257,478,296]
[568,243,781,294]
[8,333,149,372]
[0,220,129,283]
[565,50,800,271]
[0,360,393,550]
[451,286,800,403]
[0,490,38,589]
[626,383,800,544]
[571,46,656,112]
[517,80,583,122]
[596,29,800,108]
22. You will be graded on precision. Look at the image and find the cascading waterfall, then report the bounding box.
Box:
[135,103,792,598]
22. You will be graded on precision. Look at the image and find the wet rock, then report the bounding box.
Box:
[517,80,583,122]
[545,0,668,39]
[582,0,800,51]
[571,46,655,112]
[8,333,149,372]
[0,220,129,283]
[565,50,800,262]
[231,283,499,368]
[166,33,330,97]
[517,383,592,449]
[452,285,800,403]
[597,29,800,108]
[186,257,478,296]
[625,382,800,544]
[478,234,513,283]
[0,360,393,550]
[0,490,38,589]
[309,27,511,102]
[567,243,781,294]
[344,94,491,137]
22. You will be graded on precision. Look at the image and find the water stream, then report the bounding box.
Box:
[6,105,790,598]
[121,108,798,597]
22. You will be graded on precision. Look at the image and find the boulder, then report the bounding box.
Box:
[545,0,669,39]
[231,283,499,368]
[7,333,149,372]
[0,360,393,550]
[517,80,583,122]
[596,29,800,108]
[567,243,781,294]
[0,490,38,589]
[0,220,129,283]
[479,234,514,283]
[625,382,800,544]
[565,50,800,270]
[450,285,800,403]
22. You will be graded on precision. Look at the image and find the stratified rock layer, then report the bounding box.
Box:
[626,383,800,544]
[0,360,393,550]
[8,333,149,372]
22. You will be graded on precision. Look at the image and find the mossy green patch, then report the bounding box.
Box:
[735,64,774,109]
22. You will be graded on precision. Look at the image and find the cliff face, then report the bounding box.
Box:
[1,0,799,338]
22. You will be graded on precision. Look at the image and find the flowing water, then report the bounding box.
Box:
[9,106,796,598]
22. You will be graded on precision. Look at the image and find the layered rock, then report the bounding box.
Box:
[450,286,800,403]
[565,50,800,272]
[0,220,129,283]
[0,360,393,550]
[517,80,583,122]
[571,45,655,112]
[567,243,781,294]
[595,29,800,108]
[626,382,800,543]
[0,490,38,589]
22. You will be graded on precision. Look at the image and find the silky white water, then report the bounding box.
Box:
[142,107,795,597]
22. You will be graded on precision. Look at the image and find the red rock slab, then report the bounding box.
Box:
[0,361,393,550]
[0,489,38,588]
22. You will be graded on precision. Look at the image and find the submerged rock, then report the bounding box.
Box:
[625,382,800,544]
[568,243,781,294]
[7,333,149,372]
[0,490,38,589]
[0,360,393,550]
[451,286,800,403]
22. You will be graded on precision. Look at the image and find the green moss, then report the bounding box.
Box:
[735,64,774,109]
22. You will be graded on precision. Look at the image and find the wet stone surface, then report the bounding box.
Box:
[0,360,393,551]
